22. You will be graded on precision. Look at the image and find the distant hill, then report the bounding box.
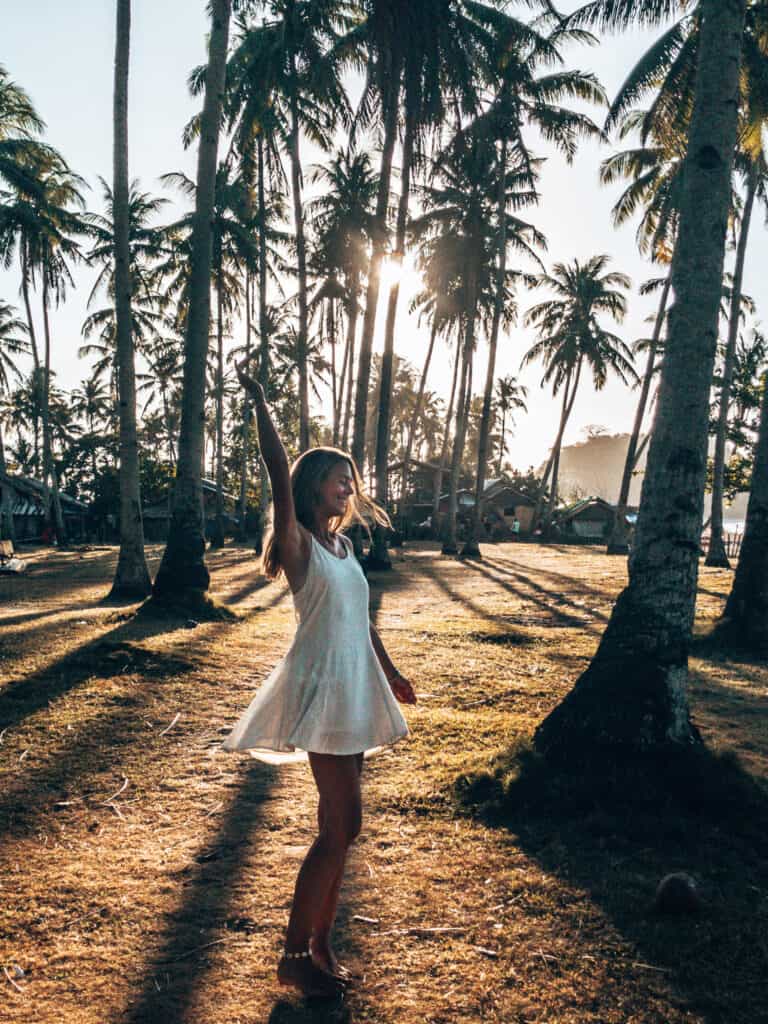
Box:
[539,431,749,522]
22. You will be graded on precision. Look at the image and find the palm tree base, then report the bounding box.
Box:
[605,541,630,556]
[106,577,152,602]
[441,541,459,555]
[138,589,237,623]
[367,526,392,570]
[704,539,731,569]
[459,540,481,559]
[209,516,226,550]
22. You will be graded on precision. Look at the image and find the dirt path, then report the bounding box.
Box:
[0,542,765,1023]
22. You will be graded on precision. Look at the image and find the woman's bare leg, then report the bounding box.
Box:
[278,752,361,996]
[312,752,364,974]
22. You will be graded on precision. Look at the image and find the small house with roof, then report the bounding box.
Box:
[0,471,88,542]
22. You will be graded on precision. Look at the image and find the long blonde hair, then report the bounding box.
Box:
[261,447,390,580]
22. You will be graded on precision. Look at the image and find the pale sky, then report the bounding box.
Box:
[2,0,766,470]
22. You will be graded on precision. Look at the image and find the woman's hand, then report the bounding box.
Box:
[388,673,417,705]
[236,358,264,401]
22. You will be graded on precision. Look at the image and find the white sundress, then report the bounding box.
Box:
[221,532,410,764]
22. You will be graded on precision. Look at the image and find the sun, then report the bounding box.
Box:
[378,253,421,297]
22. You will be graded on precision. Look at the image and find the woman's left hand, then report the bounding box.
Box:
[389,674,417,705]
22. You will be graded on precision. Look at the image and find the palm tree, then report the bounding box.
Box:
[495,375,528,475]
[535,0,747,762]
[522,255,636,536]
[0,301,29,539]
[152,0,234,609]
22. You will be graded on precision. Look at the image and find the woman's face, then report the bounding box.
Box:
[316,460,355,519]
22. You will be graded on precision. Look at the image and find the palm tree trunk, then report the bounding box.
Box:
[239,271,251,539]
[109,0,151,599]
[462,136,508,558]
[607,267,672,554]
[211,276,226,549]
[40,283,66,546]
[370,109,415,569]
[152,0,232,606]
[534,0,747,762]
[334,299,352,448]
[432,332,461,534]
[351,60,401,472]
[531,365,579,536]
[0,426,15,543]
[341,269,359,451]
[543,360,582,535]
[721,374,768,643]
[400,316,439,531]
[20,249,41,473]
[706,160,759,567]
[497,406,506,477]
[328,297,338,444]
[444,258,479,555]
[287,60,310,452]
[256,135,270,514]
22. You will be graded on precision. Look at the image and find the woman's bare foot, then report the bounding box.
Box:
[277,953,346,998]
[311,936,354,981]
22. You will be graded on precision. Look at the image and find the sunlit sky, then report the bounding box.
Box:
[2,1,766,471]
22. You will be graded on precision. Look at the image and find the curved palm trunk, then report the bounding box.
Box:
[462,137,509,559]
[210,275,226,549]
[334,298,352,447]
[399,317,439,531]
[238,271,251,540]
[370,111,415,569]
[443,261,479,555]
[432,333,461,534]
[152,0,232,605]
[534,0,747,762]
[351,62,401,472]
[531,363,580,537]
[109,0,151,599]
[40,285,66,546]
[607,268,672,555]
[706,160,759,567]
[543,360,582,535]
[721,375,768,643]
[20,251,41,473]
[287,64,310,452]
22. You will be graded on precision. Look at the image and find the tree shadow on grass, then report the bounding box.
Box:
[453,737,768,1024]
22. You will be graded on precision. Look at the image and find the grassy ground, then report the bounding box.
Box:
[0,540,766,1024]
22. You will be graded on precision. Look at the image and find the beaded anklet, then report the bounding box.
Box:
[282,949,312,960]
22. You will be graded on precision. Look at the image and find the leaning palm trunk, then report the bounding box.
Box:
[238,271,252,539]
[288,67,310,452]
[152,0,232,605]
[531,363,580,537]
[462,137,509,559]
[534,0,747,762]
[706,160,759,567]
[370,112,415,569]
[607,268,672,555]
[399,317,439,531]
[109,0,151,599]
[351,64,401,472]
[721,374,768,644]
[256,135,270,514]
[340,270,360,451]
[443,266,479,555]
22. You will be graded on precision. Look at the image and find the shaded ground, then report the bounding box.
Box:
[0,540,765,1023]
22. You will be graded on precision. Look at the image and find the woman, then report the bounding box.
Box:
[223,360,417,999]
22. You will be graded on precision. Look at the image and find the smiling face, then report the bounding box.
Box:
[315,460,356,521]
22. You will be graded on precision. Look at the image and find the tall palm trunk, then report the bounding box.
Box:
[543,360,582,534]
[706,159,759,567]
[607,267,672,554]
[152,0,232,605]
[40,283,66,546]
[256,135,270,514]
[211,274,226,549]
[534,0,747,762]
[370,110,415,569]
[462,137,508,558]
[20,250,41,472]
[400,316,439,530]
[287,62,310,452]
[351,61,401,472]
[721,374,768,643]
[109,0,151,599]
[341,269,360,451]
[327,297,338,443]
[432,332,461,533]
[497,406,507,477]
[531,362,581,536]
[334,296,353,447]
[444,257,479,555]
[239,271,251,539]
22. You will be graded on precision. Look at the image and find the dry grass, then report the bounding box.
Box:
[0,540,766,1023]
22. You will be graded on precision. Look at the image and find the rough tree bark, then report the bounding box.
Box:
[534,0,747,761]
[109,0,151,599]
